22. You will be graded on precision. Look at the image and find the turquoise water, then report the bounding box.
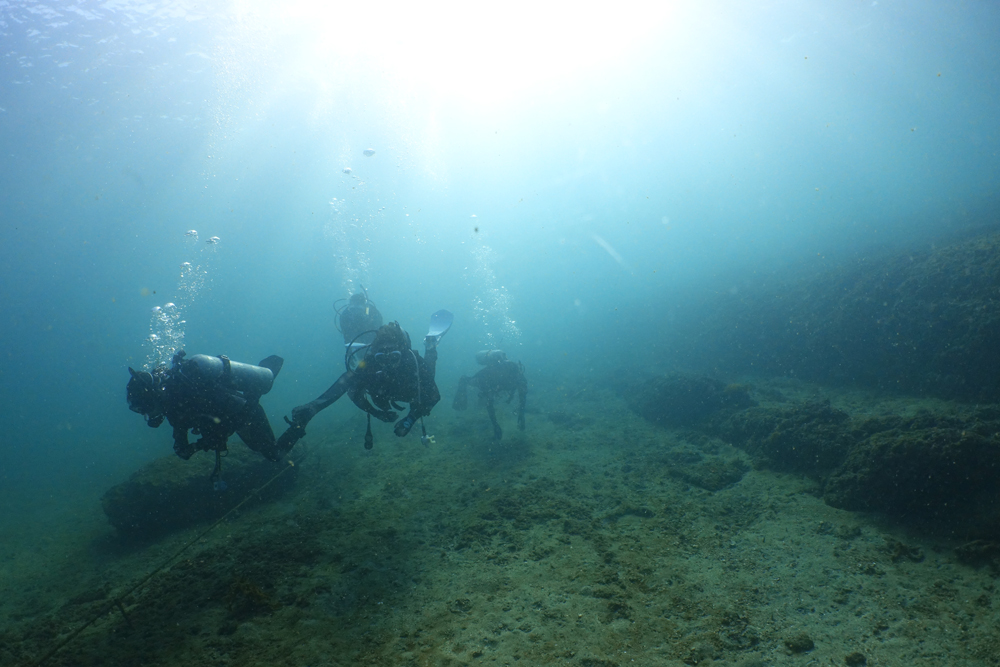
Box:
[3,1,996,485]
[2,2,1000,665]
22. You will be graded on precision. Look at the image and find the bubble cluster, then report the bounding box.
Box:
[144,302,185,369]
[141,231,218,369]
[471,242,521,349]
[326,193,382,297]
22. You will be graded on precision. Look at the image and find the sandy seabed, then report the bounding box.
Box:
[2,377,998,667]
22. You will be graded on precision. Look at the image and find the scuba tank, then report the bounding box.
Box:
[475,350,507,366]
[174,352,277,397]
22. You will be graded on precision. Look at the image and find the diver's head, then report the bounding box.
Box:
[363,323,411,375]
[476,350,508,366]
[370,321,411,354]
[350,292,367,306]
[127,367,166,427]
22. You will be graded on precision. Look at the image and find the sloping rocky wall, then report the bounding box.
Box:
[667,231,1000,401]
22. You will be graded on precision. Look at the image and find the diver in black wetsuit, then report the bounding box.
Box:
[336,288,383,345]
[452,350,527,442]
[276,320,444,451]
[126,350,287,463]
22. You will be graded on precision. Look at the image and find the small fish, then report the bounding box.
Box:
[363,148,375,157]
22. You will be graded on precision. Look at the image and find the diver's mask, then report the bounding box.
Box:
[369,349,403,382]
[372,350,402,369]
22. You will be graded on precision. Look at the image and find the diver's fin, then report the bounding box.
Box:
[258,355,284,379]
[426,309,453,342]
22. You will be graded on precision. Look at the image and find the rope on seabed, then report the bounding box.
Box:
[24,456,302,667]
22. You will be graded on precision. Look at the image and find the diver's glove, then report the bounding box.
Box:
[394,415,417,437]
[424,335,439,350]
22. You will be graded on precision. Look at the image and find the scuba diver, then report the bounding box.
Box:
[335,287,383,345]
[452,350,527,442]
[126,350,288,470]
[277,310,453,451]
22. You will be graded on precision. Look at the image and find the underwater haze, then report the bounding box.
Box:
[2,1,1000,664]
[2,0,996,485]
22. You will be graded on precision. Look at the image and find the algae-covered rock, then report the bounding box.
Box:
[102,446,299,537]
[667,452,749,491]
[626,374,755,427]
[824,427,1000,535]
[721,400,854,476]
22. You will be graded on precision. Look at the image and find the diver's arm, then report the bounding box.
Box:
[290,371,353,426]
[275,372,353,454]
[172,424,189,449]
[172,423,196,459]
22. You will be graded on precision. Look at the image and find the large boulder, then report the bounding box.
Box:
[824,425,1000,537]
[719,400,854,477]
[102,445,299,538]
[716,400,1000,538]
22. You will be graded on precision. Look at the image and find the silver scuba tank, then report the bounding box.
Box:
[475,350,507,365]
[182,354,276,396]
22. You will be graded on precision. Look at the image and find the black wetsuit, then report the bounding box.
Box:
[163,376,278,461]
[340,301,383,345]
[136,355,284,462]
[453,359,527,441]
[277,344,439,448]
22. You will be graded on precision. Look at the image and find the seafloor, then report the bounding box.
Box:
[2,374,999,667]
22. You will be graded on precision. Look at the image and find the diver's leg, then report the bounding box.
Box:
[517,389,527,430]
[237,402,280,461]
[423,345,438,378]
[486,396,502,442]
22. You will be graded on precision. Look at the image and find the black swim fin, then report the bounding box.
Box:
[258,355,284,379]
